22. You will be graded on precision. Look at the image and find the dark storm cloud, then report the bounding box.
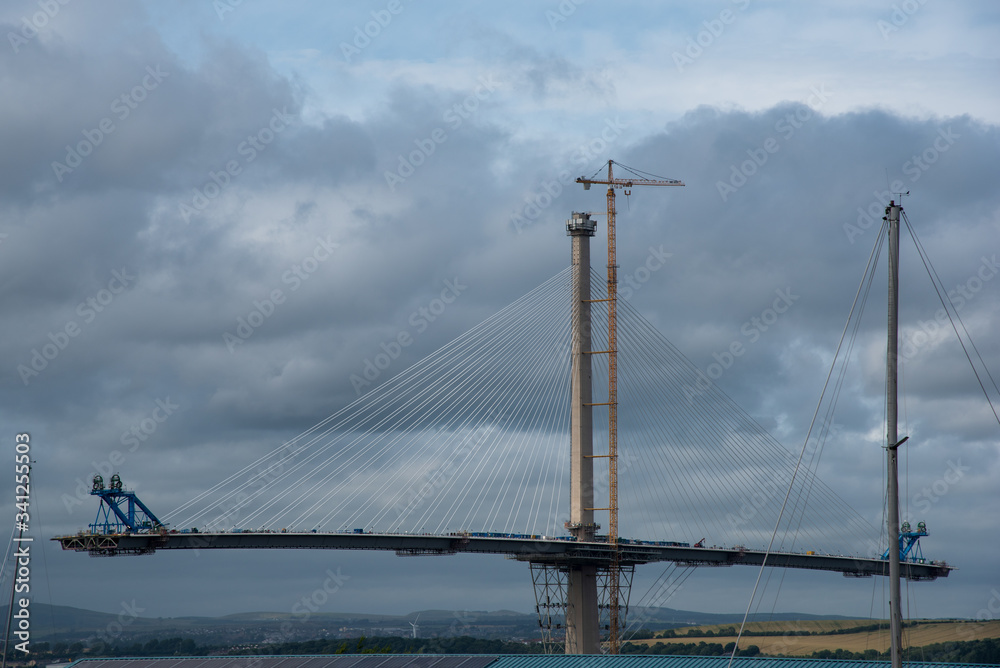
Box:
[1,5,996,621]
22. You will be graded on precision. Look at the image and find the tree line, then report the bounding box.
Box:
[16,634,998,664]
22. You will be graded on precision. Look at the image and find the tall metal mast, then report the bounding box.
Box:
[885,200,904,668]
[576,160,683,652]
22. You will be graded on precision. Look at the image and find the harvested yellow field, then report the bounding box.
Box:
[673,620,888,636]
[631,621,1000,656]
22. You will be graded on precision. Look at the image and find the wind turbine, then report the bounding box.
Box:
[409,613,420,639]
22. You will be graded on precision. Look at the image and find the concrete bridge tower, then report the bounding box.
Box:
[564,211,600,654]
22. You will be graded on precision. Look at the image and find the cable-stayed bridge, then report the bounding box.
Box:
[55,215,952,654]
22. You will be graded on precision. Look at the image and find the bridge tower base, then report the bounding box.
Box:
[530,563,567,654]
[598,563,634,649]
[567,564,600,653]
[530,561,634,654]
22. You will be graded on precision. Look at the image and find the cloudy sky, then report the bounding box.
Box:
[1,0,999,633]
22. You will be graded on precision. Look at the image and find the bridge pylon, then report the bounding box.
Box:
[567,212,600,653]
[528,212,632,654]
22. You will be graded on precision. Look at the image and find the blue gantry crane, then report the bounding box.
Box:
[89,474,165,534]
[882,520,929,563]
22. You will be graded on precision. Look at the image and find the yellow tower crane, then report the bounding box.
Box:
[576,160,684,653]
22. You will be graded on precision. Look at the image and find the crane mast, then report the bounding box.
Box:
[576,160,683,653]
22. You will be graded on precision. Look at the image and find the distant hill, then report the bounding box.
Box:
[626,606,861,626]
[0,602,869,646]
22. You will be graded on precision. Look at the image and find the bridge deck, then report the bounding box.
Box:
[53,531,951,581]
